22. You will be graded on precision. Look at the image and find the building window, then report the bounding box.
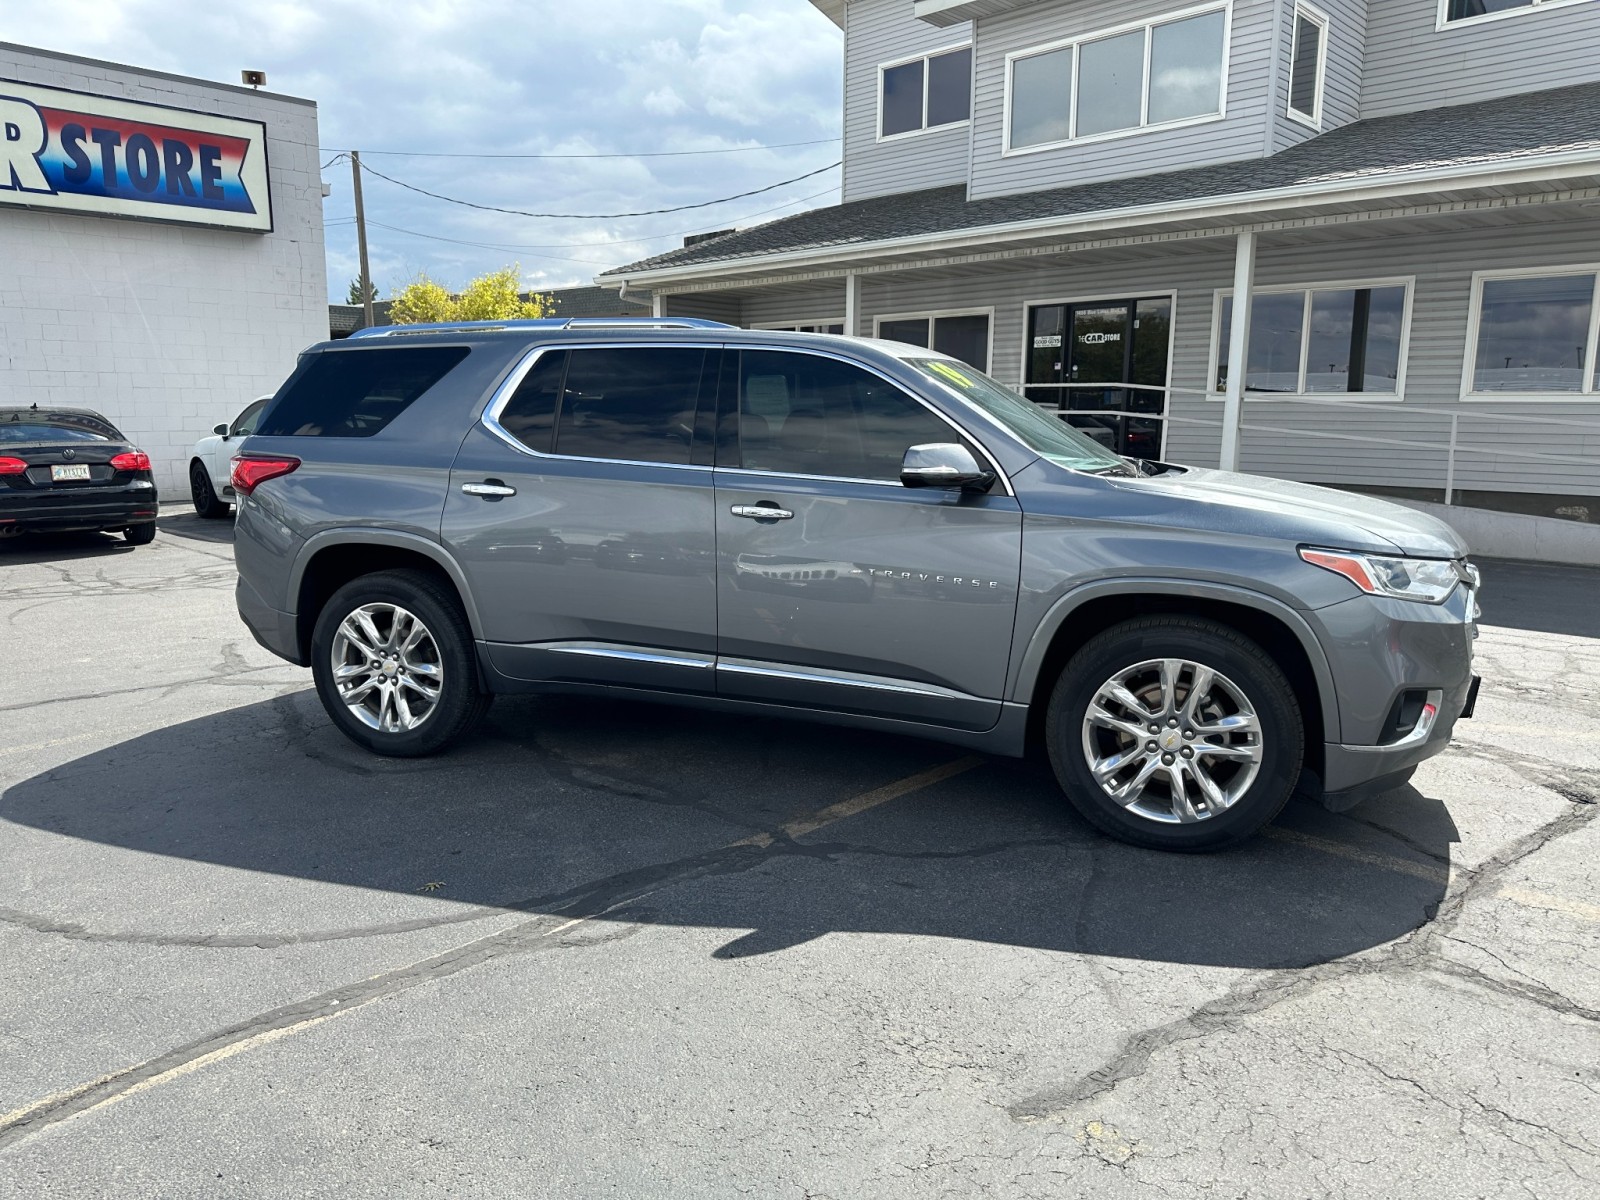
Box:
[1287,4,1327,126]
[875,311,991,372]
[1213,282,1410,396]
[880,45,972,139]
[1006,4,1229,152]
[754,322,846,334]
[1466,269,1600,396]
[1440,0,1594,29]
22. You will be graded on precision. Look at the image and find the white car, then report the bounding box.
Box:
[188,395,270,517]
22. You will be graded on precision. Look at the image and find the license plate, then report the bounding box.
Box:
[50,463,92,482]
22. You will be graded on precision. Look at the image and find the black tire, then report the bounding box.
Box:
[190,460,230,518]
[1045,617,1303,852]
[123,522,157,545]
[310,569,492,757]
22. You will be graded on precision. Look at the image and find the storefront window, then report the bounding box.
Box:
[1216,283,1408,395]
[1470,272,1596,394]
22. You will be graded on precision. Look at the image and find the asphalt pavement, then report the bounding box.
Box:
[0,513,1595,1197]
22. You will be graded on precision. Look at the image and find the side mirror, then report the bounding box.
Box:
[213,423,230,437]
[900,443,993,491]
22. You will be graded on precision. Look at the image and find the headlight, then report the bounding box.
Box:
[1300,548,1461,604]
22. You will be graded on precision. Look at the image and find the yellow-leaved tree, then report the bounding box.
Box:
[389,265,553,325]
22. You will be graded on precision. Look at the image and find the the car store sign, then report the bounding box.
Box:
[0,79,271,232]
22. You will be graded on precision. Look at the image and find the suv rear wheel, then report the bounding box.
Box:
[1045,617,1303,851]
[310,569,491,757]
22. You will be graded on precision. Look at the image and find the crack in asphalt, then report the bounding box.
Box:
[1006,794,1599,1124]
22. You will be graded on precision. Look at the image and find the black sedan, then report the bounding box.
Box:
[0,407,159,545]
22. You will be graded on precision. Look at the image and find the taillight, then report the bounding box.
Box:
[110,451,152,472]
[231,455,300,495]
[0,456,27,476]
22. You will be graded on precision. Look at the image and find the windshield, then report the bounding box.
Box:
[904,358,1128,473]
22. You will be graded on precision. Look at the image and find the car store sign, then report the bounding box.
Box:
[0,79,271,231]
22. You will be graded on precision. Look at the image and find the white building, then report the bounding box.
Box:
[0,42,325,494]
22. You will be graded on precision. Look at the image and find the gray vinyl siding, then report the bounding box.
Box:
[1269,0,1367,152]
[705,216,1600,496]
[967,0,1276,202]
[842,0,973,202]
[741,283,850,327]
[659,292,744,325]
[1361,0,1600,119]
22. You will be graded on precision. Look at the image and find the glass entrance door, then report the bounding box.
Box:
[1025,296,1172,459]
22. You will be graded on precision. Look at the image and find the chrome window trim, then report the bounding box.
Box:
[727,342,1016,497]
[477,339,1014,493]
[480,341,724,473]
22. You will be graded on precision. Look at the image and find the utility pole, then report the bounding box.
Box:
[350,150,375,328]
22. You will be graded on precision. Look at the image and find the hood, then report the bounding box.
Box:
[1012,459,1470,558]
[1109,467,1468,558]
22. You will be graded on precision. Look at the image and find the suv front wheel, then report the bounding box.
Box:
[310,569,491,757]
[1046,617,1303,851]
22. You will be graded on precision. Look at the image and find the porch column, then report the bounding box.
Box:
[651,292,665,318]
[1219,231,1256,472]
[844,271,860,338]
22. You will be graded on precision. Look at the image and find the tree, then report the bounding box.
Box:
[346,277,378,306]
[389,265,553,325]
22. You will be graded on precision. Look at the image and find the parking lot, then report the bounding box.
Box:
[1,513,1596,1198]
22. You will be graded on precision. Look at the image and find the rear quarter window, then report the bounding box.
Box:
[256,346,470,437]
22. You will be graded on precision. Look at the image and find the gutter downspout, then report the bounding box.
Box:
[1219,231,1255,472]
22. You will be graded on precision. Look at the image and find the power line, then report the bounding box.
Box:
[336,186,840,266]
[320,184,839,253]
[356,157,840,220]
[317,137,839,160]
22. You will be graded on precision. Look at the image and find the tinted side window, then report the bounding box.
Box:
[231,399,267,437]
[736,350,957,482]
[257,346,470,437]
[553,347,708,465]
[495,350,567,453]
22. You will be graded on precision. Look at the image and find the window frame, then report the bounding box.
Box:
[1205,276,1416,402]
[872,306,996,373]
[717,343,1014,494]
[481,341,721,470]
[876,42,973,144]
[1001,1,1233,156]
[1285,1,1329,130]
[1436,0,1595,33]
[1460,264,1600,402]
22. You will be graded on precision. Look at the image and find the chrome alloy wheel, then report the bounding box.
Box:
[330,603,444,733]
[1080,658,1263,824]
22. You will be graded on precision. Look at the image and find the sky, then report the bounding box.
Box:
[5,0,844,302]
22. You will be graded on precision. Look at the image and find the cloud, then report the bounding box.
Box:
[5,0,843,299]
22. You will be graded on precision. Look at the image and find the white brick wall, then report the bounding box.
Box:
[0,43,326,494]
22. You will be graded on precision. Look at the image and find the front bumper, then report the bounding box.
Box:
[1311,583,1478,808]
[0,483,159,534]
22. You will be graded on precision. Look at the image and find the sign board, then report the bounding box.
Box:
[0,79,271,232]
[1032,335,1062,348]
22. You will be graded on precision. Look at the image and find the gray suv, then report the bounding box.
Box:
[232,319,1479,852]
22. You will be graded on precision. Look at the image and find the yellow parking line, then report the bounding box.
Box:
[0,755,986,1143]
[1494,885,1600,923]
[1262,826,1453,886]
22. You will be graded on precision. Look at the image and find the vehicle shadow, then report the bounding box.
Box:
[1475,557,1600,639]
[157,511,235,544]
[0,530,133,564]
[0,692,1456,970]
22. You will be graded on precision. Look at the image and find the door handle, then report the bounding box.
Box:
[462,481,516,497]
[731,504,793,521]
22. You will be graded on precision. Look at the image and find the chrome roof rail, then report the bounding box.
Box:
[347,317,734,339]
